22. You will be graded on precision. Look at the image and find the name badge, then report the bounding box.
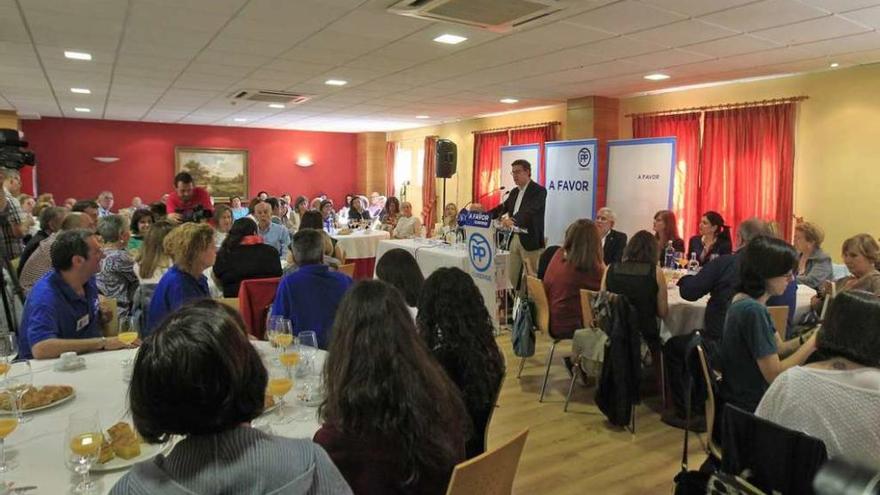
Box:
[76,315,90,332]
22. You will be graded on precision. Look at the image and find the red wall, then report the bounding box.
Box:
[19,118,358,206]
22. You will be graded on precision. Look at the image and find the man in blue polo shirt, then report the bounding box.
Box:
[271,229,351,349]
[254,201,290,258]
[19,229,128,359]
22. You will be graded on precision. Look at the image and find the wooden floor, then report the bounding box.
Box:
[486,332,706,494]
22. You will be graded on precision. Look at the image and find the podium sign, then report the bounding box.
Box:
[462,212,500,328]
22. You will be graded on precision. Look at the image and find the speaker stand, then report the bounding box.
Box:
[441,178,447,226]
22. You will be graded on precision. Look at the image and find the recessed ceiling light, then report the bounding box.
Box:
[325,79,348,86]
[268,103,285,109]
[830,62,839,68]
[644,73,670,81]
[74,107,91,113]
[70,87,91,94]
[234,118,247,122]
[500,98,519,104]
[416,115,430,119]
[433,34,467,45]
[64,51,92,61]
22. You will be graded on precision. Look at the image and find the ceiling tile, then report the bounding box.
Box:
[700,0,829,32]
[686,34,781,58]
[792,30,880,55]
[754,15,869,45]
[563,1,687,34]
[797,0,880,13]
[629,19,740,48]
[839,5,880,27]
[637,0,758,17]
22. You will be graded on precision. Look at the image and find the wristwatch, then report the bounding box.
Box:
[100,337,107,350]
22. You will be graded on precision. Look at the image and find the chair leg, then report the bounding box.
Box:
[538,340,558,402]
[563,367,577,412]
[516,356,526,378]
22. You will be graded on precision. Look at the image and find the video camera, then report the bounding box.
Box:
[0,129,36,170]
[175,204,213,224]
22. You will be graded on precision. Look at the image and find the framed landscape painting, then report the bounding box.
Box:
[174,147,248,202]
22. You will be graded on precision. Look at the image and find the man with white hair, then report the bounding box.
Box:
[595,207,627,265]
[96,191,114,217]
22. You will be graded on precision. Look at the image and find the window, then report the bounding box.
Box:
[394,147,412,192]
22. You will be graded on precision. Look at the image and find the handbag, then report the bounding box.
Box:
[511,296,536,358]
[707,471,766,495]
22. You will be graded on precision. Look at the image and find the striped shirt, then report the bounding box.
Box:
[0,190,22,260]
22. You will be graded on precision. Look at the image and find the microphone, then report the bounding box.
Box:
[458,187,509,226]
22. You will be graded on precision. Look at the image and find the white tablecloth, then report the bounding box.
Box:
[331,230,390,259]
[661,284,816,340]
[5,342,323,494]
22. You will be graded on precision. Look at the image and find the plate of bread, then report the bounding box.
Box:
[93,421,171,472]
[0,385,75,413]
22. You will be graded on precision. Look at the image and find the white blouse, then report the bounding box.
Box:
[393,215,422,239]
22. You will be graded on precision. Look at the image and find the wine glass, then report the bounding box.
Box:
[278,336,300,370]
[266,363,293,425]
[676,252,688,270]
[5,361,31,424]
[274,319,293,350]
[297,331,318,376]
[266,315,286,348]
[0,389,18,472]
[117,316,139,366]
[0,334,18,368]
[65,409,102,494]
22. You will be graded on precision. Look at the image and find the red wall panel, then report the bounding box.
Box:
[19,118,358,206]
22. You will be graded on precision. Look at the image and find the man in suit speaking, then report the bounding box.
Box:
[490,159,547,291]
[595,207,627,265]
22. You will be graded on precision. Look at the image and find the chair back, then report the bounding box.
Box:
[696,343,723,460]
[337,263,356,277]
[238,277,281,339]
[767,306,788,341]
[525,276,549,335]
[218,297,239,311]
[579,289,597,328]
[445,429,529,495]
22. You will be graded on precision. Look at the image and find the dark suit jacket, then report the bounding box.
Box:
[489,181,547,251]
[602,229,627,265]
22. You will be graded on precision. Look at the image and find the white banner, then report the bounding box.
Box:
[500,144,540,192]
[462,212,499,328]
[606,138,676,237]
[544,139,598,245]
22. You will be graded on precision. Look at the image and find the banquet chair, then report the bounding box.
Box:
[563,289,599,411]
[337,263,356,277]
[695,342,723,461]
[768,306,788,341]
[237,277,281,339]
[445,429,529,495]
[525,275,572,402]
[218,297,239,311]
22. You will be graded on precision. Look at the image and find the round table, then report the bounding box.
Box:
[331,229,390,279]
[4,342,323,494]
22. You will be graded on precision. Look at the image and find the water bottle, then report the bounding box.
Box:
[687,252,700,273]
[664,241,675,268]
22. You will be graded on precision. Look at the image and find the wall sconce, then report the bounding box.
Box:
[93,157,120,163]
[295,157,313,167]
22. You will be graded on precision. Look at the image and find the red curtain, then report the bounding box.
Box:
[633,112,702,240]
[384,141,396,197]
[511,124,558,184]
[700,103,796,239]
[422,136,438,237]
[473,130,509,208]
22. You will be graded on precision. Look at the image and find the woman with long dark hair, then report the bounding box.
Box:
[653,209,685,265]
[417,267,505,459]
[315,280,467,495]
[375,248,423,316]
[212,218,282,297]
[687,210,732,265]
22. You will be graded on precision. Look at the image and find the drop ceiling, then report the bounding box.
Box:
[2,0,879,132]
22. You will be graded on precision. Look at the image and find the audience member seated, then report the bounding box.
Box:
[793,221,833,290]
[435,202,458,237]
[0,170,25,261]
[96,215,139,318]
[297,211,344,266]
[128,195,144,213]
[17,193,37,238]
[73,199,99,226]
[602,230,668,348]
[366,191,385,218]
[20,212,93,293]
[755,290,880,466]
[337,194,354,225]
[392,201,422,239]
[271,229,352,349]
[291,195,309,232]
[417,267,505,459]
[166,172,213,224]
[18,206,66,276]
[543,219,606,338]
[63,197,76,210]
[595,207,627,265]
[112,300,351,494]
[213,218,282,298]
[653,209,685,265]
[379,196,400,232]
[97,190,114,217]
[375,248,423,317]
[537,245,560,280]
[127,209,155,252]
[319,200,338,233]
[19,229,128,359]
[812,234,880,314]
[230,196,249,220]
[687,211,733,265]
[720,236,817,412]
[134,220,174,284]
[212,204,233,248]
[148,201,167,219]
[146,223,215,334]
[276,198,294,232]
[347,196,371,225]
[314,280,467,495]
[37,193,56,207]
[253,200,290,258]
[310,197,323,211]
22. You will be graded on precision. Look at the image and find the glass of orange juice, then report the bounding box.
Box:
[117,317,139,367]
[65,409,102,494]
[267,363,294,424]
[0,389,18,472]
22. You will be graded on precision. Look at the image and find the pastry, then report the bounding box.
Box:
[98,436,115,464]
[107,422,141,460]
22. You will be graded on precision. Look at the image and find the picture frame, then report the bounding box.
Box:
[174,147,248,203]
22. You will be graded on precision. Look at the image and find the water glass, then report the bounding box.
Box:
[297,331,318,375]
[0,334,17,364]
[0,389,18,472]
[5,361,31,424]
[65,409,101,494]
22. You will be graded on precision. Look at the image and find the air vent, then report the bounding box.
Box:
[229,89,309,105]
[388,0,563,32]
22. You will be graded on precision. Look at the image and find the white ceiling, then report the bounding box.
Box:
[2,0,880,132]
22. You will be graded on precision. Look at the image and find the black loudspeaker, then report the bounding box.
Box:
[436,139,457,178]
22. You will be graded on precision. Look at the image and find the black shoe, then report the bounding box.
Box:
[563,356,575,379]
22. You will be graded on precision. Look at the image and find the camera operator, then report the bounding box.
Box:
[0,169,25,261]
[166,172,213,224]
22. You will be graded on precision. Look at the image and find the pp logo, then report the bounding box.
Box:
[578,147,592,169]
[468,233,492,273]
